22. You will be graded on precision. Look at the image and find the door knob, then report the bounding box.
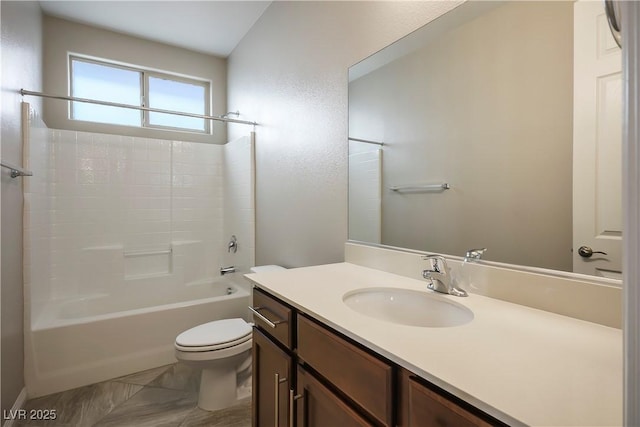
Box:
[578,246,608,258]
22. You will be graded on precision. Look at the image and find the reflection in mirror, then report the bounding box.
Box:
[348,1,622,279]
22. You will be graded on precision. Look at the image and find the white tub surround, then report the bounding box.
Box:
[22,116,258,398]
[24,125,256,314]
[246,263,622,427]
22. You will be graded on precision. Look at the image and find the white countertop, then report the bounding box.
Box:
[245,262,623,427]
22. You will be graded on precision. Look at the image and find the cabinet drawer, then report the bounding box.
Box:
[297,314,393,427]
[251,287,293,350]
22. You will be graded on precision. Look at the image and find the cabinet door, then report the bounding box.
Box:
[405,374,494,427]
[253,328,293,427]
[295,365,372,427]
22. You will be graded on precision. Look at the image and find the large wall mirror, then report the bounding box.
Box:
[348,0,622,280]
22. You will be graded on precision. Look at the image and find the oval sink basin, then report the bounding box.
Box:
[343,287,473,328]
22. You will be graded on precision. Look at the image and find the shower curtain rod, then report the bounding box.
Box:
[348,137,384,146]
[20,89,258,126]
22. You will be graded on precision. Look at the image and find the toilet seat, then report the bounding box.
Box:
[175,318,252,352]
[175,334,251,352]
[173,316,260,412]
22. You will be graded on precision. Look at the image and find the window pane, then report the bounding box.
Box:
[71,59,142,127]
[148,77,207,132]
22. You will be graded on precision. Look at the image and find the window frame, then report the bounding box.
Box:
[143,71,211,133]
[68,54,211,134]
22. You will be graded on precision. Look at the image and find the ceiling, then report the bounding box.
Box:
[38,1,272,57]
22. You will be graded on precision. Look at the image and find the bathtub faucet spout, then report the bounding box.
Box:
[220,266,236,276]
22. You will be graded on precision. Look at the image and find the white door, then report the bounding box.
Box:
[573,0,622,279]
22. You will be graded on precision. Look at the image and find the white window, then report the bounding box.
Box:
[69,56,210,133]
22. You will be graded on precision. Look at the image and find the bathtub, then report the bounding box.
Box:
[25,274,251,397]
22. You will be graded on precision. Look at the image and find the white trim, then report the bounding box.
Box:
[622,2,640,425]
[2,388,28,427]
[68,54,212,134]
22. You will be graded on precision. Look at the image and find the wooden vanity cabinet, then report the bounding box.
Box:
[252,287,505,427]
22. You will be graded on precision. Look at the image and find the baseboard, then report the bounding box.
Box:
[2,387,28,427]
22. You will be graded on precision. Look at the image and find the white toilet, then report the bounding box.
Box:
[174,265,285,411]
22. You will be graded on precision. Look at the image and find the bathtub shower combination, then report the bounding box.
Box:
[22,103,256,397]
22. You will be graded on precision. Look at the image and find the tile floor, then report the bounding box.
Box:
[17,363,251,427]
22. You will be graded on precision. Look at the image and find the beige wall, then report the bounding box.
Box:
[227,1,462,267]
[1,0,43,412]
[349,1,574,271]
[43,16,228,144]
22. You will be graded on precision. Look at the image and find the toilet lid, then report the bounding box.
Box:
[176,318,251,348]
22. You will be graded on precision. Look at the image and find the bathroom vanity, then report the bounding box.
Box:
[247,261,622,426]
[251,286,499,426]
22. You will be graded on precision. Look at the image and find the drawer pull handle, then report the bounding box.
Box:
[248,306,286,329]
[275,373,287,426]
[289,389,304,427]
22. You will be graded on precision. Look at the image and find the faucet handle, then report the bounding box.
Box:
[464,248,487,261]
[422,254,448,274]
[421,254,468,297]
[228,235,238,253]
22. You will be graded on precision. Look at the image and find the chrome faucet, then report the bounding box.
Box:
[220,266,236,276]
[464,247,487,262]
[422,255,468,297]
